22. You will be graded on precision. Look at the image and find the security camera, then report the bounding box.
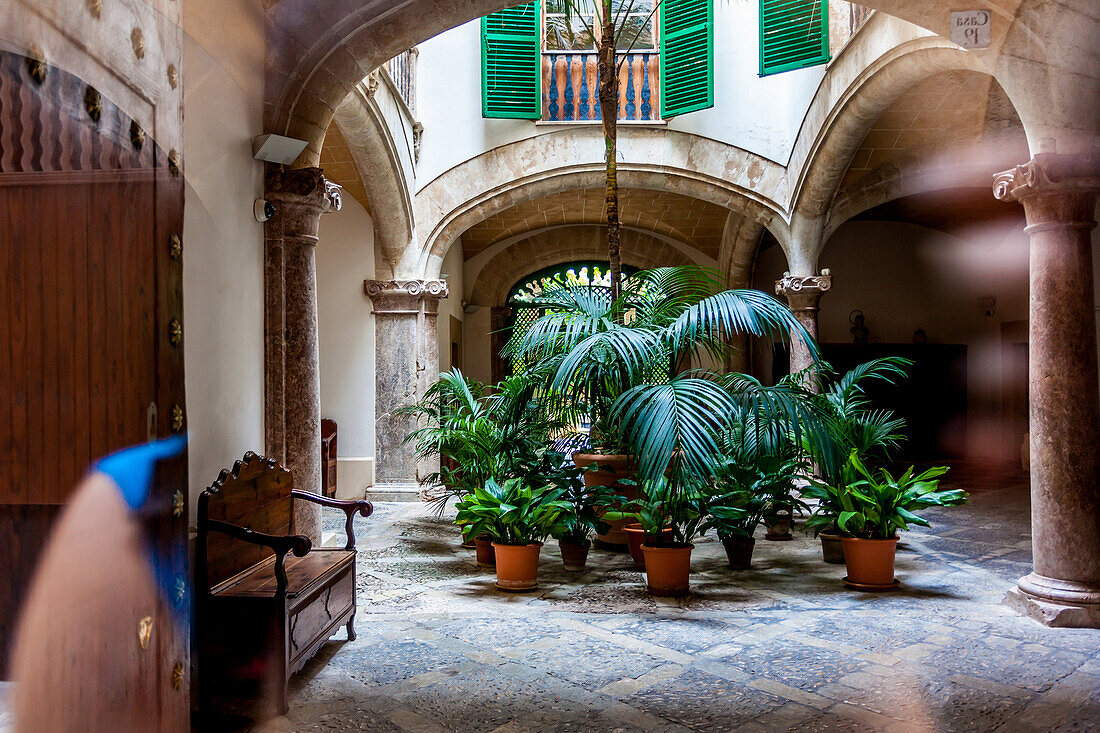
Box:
[254,199,277,223]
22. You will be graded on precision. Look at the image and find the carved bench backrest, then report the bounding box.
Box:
[198,452,293,589]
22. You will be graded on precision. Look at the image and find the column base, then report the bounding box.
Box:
[1004,573,1100,628]
[365,482,426,502]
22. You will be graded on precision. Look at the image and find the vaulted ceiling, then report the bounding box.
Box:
[460,188,730,259]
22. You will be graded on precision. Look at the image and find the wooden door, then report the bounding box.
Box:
[0,50,187,727]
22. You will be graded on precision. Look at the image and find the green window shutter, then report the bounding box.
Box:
[660,0,714,118]
[481,2,541,119]
[759,0,830,76]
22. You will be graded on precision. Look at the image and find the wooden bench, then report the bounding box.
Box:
[196,451,372,714]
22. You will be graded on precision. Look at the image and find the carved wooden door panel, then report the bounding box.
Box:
[0,50,187,729]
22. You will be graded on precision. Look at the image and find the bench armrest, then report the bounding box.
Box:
[292,490,373,551]
[206,519,312,595]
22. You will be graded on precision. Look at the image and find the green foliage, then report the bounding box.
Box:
[803,452,968,540]
[702,487,769,540]
[548,468,623,544]
[799,357,911,490]
[608,477,709,547]
[505,265,820,487]
[454,477,573,545]
[399,368,568,511]
[705,425,809,539]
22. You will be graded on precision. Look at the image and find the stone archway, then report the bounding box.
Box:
[413,127,787,279]
[467,226,695,307]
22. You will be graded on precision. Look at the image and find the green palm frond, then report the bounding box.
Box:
[611,373,736,485]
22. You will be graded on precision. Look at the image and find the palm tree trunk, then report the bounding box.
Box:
[598,7,622,302]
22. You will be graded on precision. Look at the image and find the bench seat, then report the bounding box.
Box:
[195,452,372,715]
[212,549,354,600]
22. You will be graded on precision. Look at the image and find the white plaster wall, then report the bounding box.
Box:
[182,0,266,521]
[317,197,377,498]
[463,307,494,385]
[438,241,466,374]
[415,4,826,191]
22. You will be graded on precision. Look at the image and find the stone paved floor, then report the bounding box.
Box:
[253,464,1099,732]
[2,466,1098,732]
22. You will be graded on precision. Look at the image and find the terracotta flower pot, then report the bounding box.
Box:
[764,507,793,541]
[573,452,636,546]
[474,536,496,567]
[841,536,899,590]
[558,538,591,571]
[492,541,542,591]
[720,535,756,570]
[623,524,674,569]
[819,532,845,564]
[641,544,693,597]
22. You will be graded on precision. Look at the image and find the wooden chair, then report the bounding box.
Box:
[195,451,372,714]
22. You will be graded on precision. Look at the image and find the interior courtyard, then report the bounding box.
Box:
[1,0,1098,730]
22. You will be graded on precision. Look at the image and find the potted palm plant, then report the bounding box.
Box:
[505,266,822,546]
[806,452,968,589]
[402,368,566,553]
[798,358,910,563]
[454,478,571,591]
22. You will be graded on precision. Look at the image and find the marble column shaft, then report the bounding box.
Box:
[775,271,831,384]
[365,279,449,498]
[265,167,340,542]
[994,153,1100,627]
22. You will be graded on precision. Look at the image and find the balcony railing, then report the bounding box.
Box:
[849,4,873,35]
[385,49,417,114]
[542,51,660,123]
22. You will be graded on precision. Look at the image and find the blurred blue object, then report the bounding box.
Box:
[94,435,188,510]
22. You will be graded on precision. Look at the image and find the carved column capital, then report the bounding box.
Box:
[364,279,449,315]
[775,270,832,312]
[266,167,340,241]
[994,153,1100,234]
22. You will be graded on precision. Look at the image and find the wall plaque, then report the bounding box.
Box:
[950,10,991,49]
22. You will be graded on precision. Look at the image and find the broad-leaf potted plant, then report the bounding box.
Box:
[454,478,571,591]
[798,358,910,562]
[808,452,968,589]
[547,459,619,571]
[402,369,566,554]
[703,487,769,569]
[626,478,708,596]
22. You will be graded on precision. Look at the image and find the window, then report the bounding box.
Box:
[483,1,712,121]
[504,263,668,384]
[759,0,830,76]
[544,0,596,51]
[543,1,656,52]
[615,0,658,51]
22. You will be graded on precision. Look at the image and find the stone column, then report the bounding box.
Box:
[775,270,831,381]
[995,153,1100,628]
[364,279,449,500]
[264,168,341,542]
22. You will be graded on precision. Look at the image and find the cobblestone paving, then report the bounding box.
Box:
[244,466,1100,732]
[2,468,1096,732]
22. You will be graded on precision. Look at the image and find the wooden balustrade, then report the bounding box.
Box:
[541,51,660,123]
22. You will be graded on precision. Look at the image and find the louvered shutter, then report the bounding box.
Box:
[660,0,714,117]
[481,2,542,119]
[759,0,830,76]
